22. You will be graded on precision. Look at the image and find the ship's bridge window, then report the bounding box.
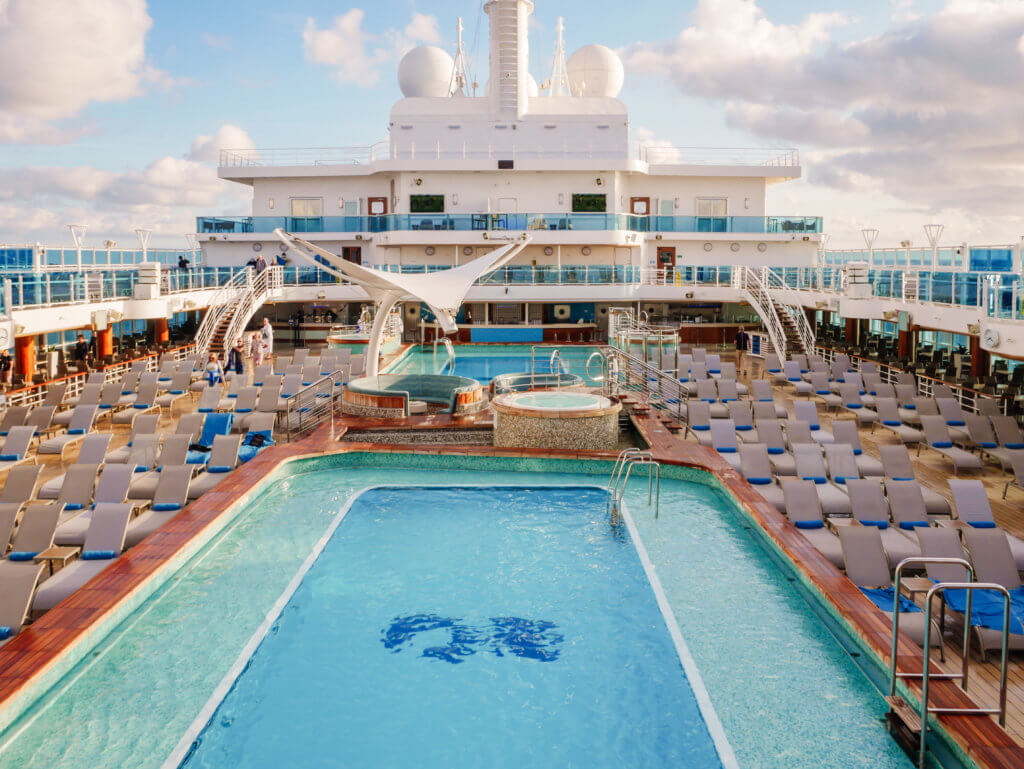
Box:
[572,194,606,213]
[410,194,445,213]
[696,197,727,232]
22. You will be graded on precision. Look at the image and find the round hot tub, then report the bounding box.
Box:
[490,391,621,451]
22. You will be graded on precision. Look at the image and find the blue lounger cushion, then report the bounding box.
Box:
[134,465,149,473]
[747,477,772,485]
[883,420,901,427]
[860,520,889,529]
[186,450,210,465]
[8,551,37,561]
[134,403,152,409]
[981,442,998,449]
[691,425,709,431]
[932,441,953,448]
[947,420,965,427]
[816,390,830,395]
[967,521,998,529]
[845,404,862,410]
[153,503,182,512]
[735,425,753,431]
[941,584,1024,634]
[64,503,83,511]
[716,446,737,453]
[899,520,930,530]
[904,404,916,410]
[809,424,821,430]
[68,428,86,435]
[0,454,21,461]
[767,447,784,455]
[208,465,232,474]
[81,550,117,560]
[805,476,827,484]
[795,520,823,530]
[1006,443,1024,450]
[860,587,920,614]
[0,626,11,640]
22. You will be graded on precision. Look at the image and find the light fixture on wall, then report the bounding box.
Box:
[744,197,750,210]
[268,198,275,210]
[703,243,713,252]
[452,194,459,205]
[425,246,436,256]
[338,197,345,209]
[595,177,604,186]
[463,246,474,256]
[581,246,592,256]
[557,193,565,205]
[543,246,554,256]
[414,178,423,186]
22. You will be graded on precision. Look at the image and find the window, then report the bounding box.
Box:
[410,195,445,213]
[290,198,323,217]
[696,197,727,232]
[571,194,606,213]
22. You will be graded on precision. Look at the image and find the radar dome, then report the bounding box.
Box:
[398,46,455,97]
[484,74,540,97]
[567,44,624,98]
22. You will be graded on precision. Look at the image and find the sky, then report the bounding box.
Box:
[0,0,1021,249]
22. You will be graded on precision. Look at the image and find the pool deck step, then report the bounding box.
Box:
[885,695,923,734]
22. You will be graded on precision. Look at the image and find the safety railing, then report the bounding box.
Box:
[280,370,344,441]
[602,344,685,421]
[763,267,816,352]
[607,448,661,524]
[732,266,789,358]
[194,267,254,356]
[889,557,1010,769]
[217,266,283,357]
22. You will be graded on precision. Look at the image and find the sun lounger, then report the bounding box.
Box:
[112,381,160,426]
[62,384,101,414]
[919,415,983,474]
[0,465,42,532]
[38,434,112,498]
[963,415,1013,470]
[0,426,37,472]
[195,387,222,414]
[236,386,281,432]
[129,434,194,499]
[838,384,876,426]
[829,420,883,477]
[873,398,923,445]
[783,361,812,396]
[0,406,30,435]
[103,415,159,464]
[750,380,787,418]
[54,464,136,547]
[838,480,920,569]
[915,528,1024,660]
[739,445,785,511]
[780,479,844,568]
[885,479,937,532]
[838,526,941,652]
[763,353,787,385]
[726,401,758,443]
[94,381,127,418]
[992,415,1024,453]
[41,381,68,408]
[54,464,100,522]
[685,401,713,445]
[187,413,235,464]
[188,435,243,498]
[37,406,97,460]
[1001,450,1024,500]
[116,370,141,403]
[894,385,921,425]
[4,503,63,561]
[126,434,161,474]
[753,419,796,476]
[0,560,45,645]
[783,420,819,451]
[948,479,1024,570]
[877,444,951,516]
[33,503,134,612]
[823,443,864,488]
[936,398,971,443]
[809,372,841,410]
[793,444,850,515]
[25,404,57,437]
[793,402,833,444]
[238,414,275,463]
[155,371,193,411]
[709,419,743,470]
[125,466,194,547]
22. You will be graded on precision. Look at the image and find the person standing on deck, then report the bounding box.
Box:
[250,332,264,367]
[734,326,750,376]
[227,339,245,378]
[261,318,274,360]
[0,349,12,387]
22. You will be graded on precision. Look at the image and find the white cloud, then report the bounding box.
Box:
[624,0,1024,245]
[0,0,170,143]
[302,8,442,87]
[0,125,252,245]
[187,124,256,164]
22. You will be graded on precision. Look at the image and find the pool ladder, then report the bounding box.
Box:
[607,449,660,524]
[433,336,456,374]
[886,557,1011,768]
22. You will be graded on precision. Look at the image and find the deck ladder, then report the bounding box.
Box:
[607,448,660,523]
[887,557,1011,768]
[433,336,456,373]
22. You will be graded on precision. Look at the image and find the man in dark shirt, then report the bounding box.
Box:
[73,334,90,371]
[734,326,750,375]
[0,349,11,386]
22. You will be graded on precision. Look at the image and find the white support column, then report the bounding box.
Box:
[365,292,402,377]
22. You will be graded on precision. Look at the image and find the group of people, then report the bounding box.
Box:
[204,317,275,386]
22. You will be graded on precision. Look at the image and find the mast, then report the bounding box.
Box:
[549,16,570,97]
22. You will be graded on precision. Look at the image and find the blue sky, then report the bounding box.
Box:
[0,0,1020,248]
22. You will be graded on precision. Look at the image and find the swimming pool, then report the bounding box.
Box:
[386,344,602,384]
[0,456,915,769]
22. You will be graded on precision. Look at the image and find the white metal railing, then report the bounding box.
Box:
[763,267,816,353]
[637,145,799,167]
[216,266,283,356]
[194,268,253,356]
[732,266,789,357]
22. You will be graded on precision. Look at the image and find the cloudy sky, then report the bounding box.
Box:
[0,0,1021,248]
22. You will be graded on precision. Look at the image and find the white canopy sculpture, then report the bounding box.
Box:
[274,229,531,376]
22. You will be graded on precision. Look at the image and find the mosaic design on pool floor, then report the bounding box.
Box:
[382,614,563,664]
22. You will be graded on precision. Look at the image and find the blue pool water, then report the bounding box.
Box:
[0,458,914,769]
[386,344,601,384]
[177,486,726,768]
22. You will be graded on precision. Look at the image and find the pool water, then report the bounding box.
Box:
[386,344,602,384]
[506,392,607,410]
[0,460,914,769]
[176,486,726,769]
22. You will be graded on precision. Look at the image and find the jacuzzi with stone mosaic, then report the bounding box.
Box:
[490,391,622,450]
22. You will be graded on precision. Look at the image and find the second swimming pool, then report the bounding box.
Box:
[385,344,603,384]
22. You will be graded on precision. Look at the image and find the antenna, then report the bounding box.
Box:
[549,16,570,96]
[450,17,473,96]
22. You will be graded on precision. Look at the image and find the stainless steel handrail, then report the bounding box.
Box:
[282,369,343,441]
[607,449,660,523]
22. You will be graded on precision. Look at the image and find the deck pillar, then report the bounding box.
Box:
[152,318,169,344]
[15,335,35,380]
[96,327,114,359]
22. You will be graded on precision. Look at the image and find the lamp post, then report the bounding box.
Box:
[135,228,152,263]
[67,224,87,268]
[861,227,878,265]
[923,224,944,269]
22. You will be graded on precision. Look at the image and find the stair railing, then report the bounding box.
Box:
[761,267,816,354]
[195,267,253,356]
[732,266,789,357]
[217,266,284,356]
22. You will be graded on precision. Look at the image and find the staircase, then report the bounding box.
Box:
[732,266,815,358]
[195,266,283,357]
